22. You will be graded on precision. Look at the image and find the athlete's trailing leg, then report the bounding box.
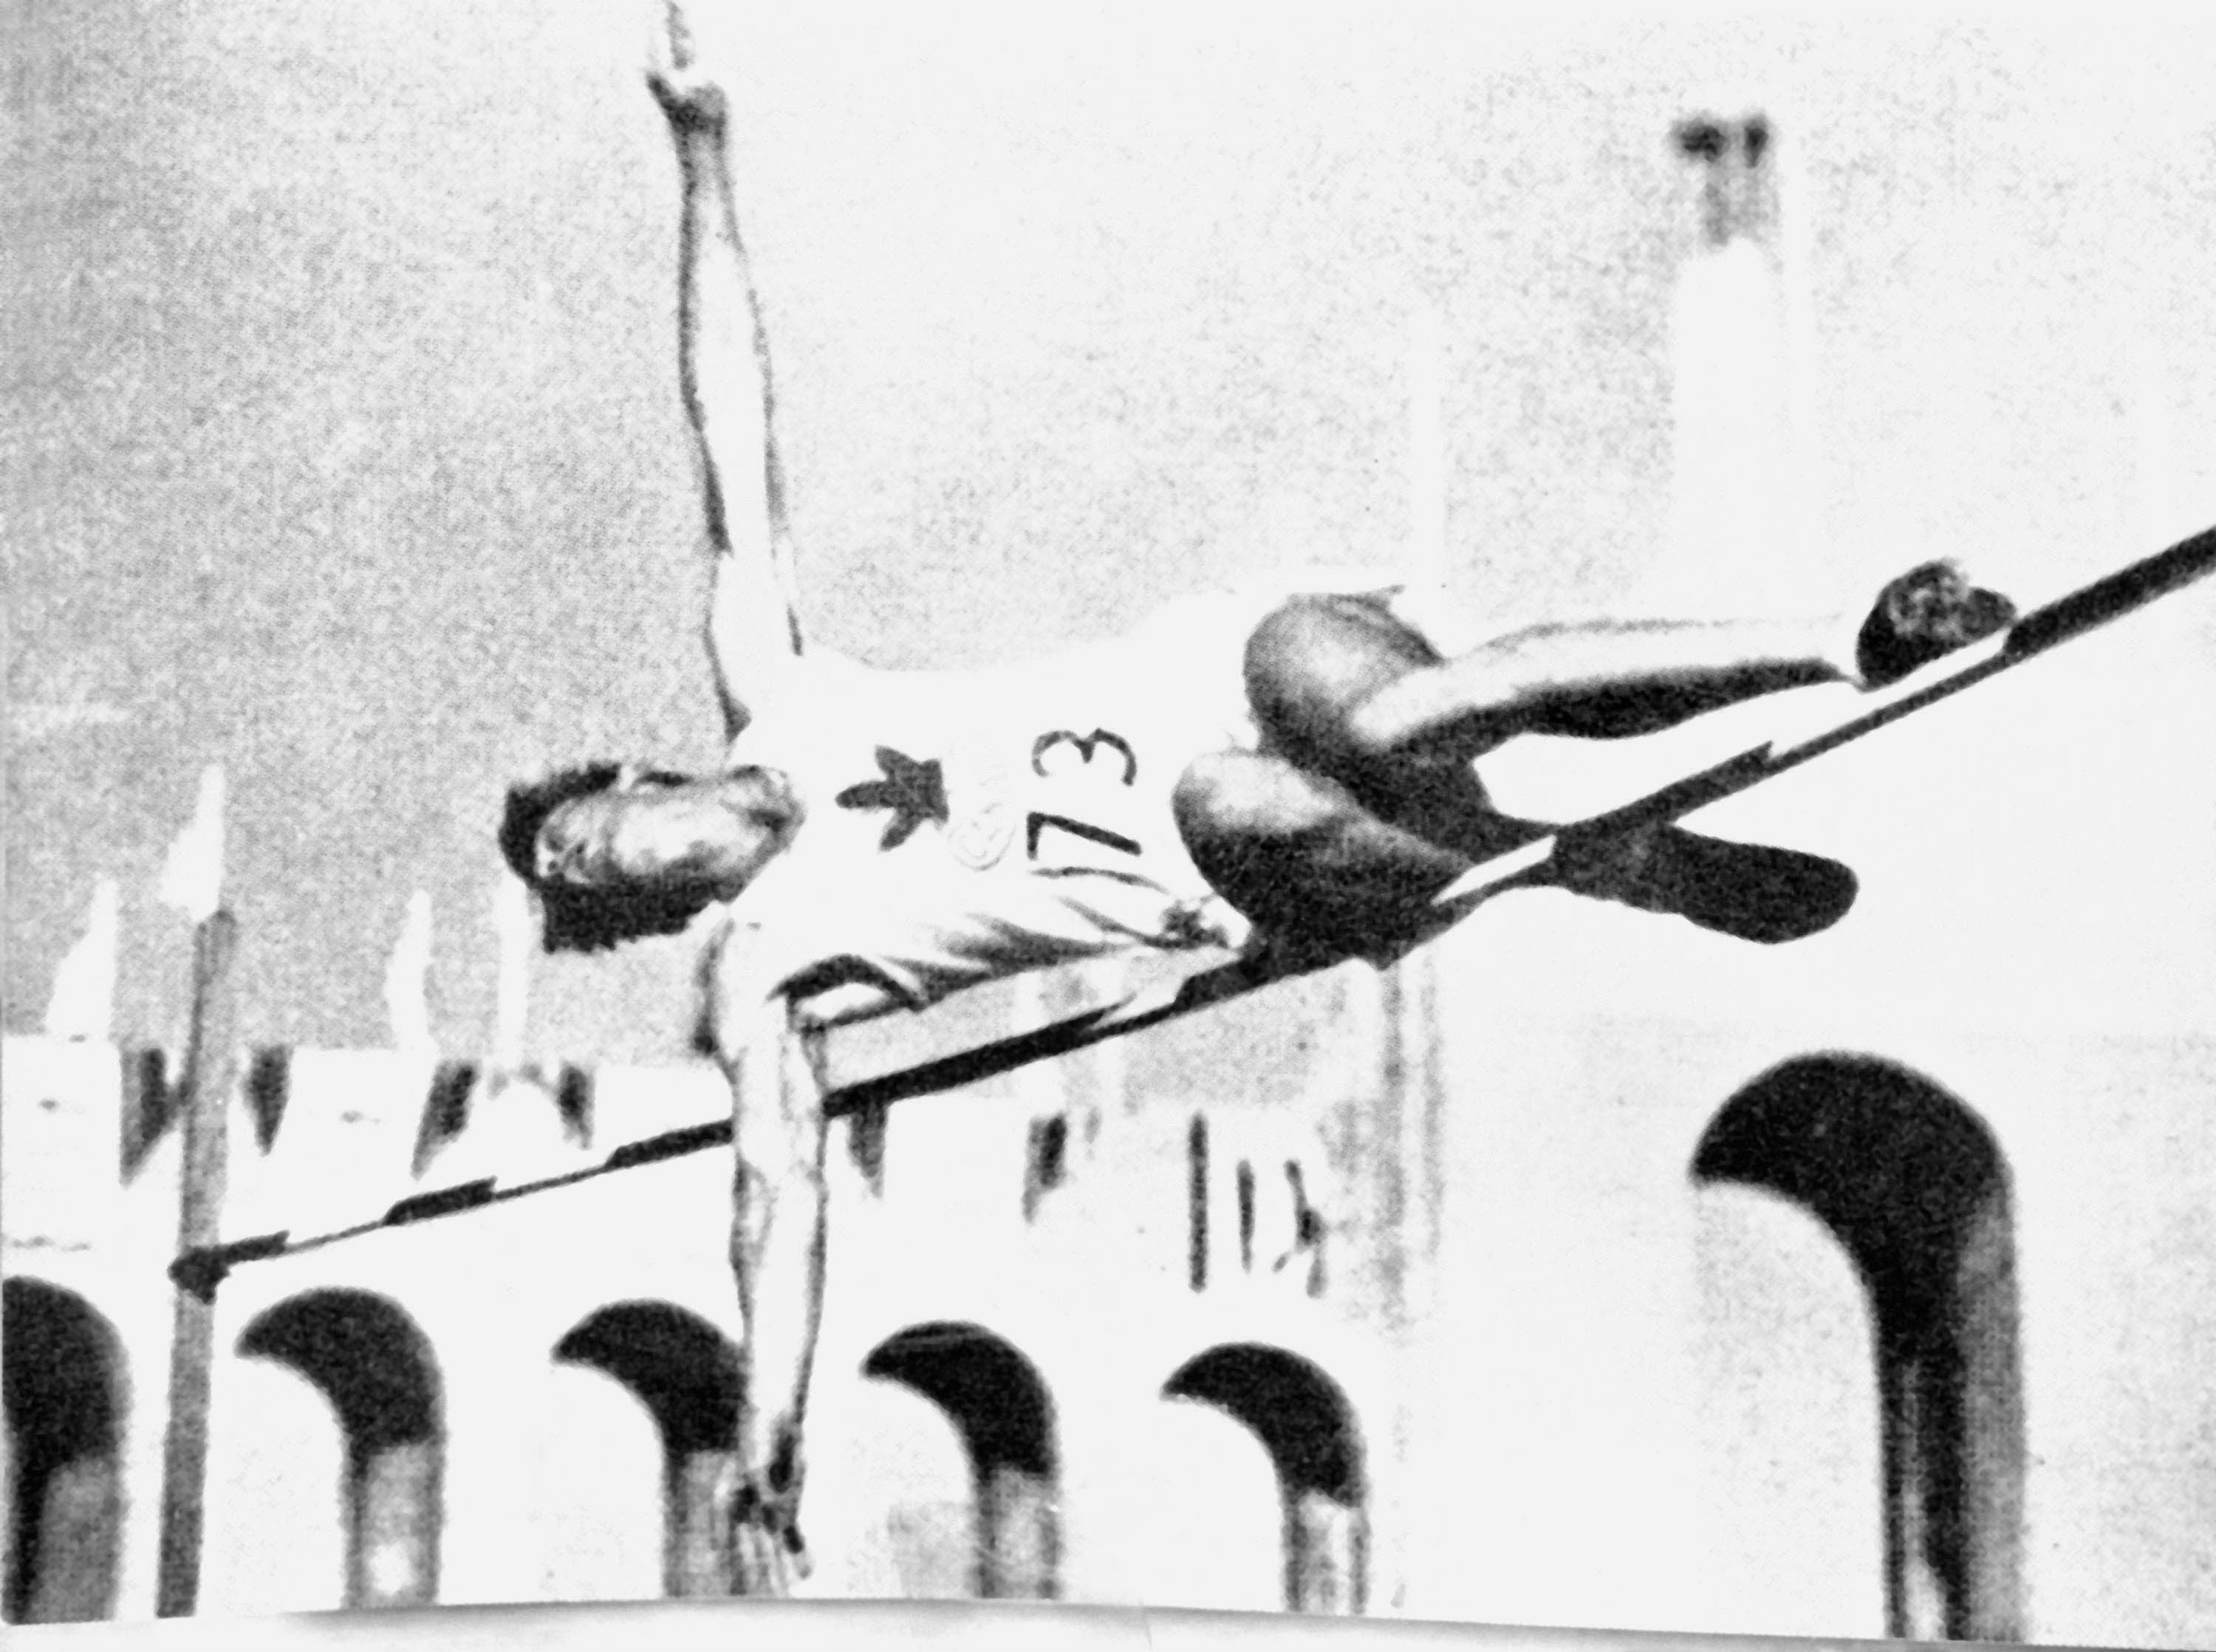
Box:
[1187,563,2012,947]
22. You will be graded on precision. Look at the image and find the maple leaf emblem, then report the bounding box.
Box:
[834,746,950,850]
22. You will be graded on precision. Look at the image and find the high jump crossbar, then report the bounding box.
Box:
[164,936,1381,1300]
[168,524,2215,1300]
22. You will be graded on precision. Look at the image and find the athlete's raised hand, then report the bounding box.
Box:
[647,0,727,133]
[720,1459,813,1596]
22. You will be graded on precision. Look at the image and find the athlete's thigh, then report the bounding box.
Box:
[1172,747,1465,947]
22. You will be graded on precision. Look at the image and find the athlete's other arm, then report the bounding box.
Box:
[652,25,804,738]
[705,952,830,1594]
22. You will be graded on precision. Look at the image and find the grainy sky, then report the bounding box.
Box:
[10,5,2216,1062]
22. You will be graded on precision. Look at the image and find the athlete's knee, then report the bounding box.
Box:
[1174,750,1347,849]
[1243,593,1440,771]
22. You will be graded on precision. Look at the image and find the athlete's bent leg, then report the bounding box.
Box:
[1239,594,1544,866]
[1234,594,1881,945]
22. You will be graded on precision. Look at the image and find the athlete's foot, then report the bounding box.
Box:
[1854,561,2016,688]
[1555,825,1858,945]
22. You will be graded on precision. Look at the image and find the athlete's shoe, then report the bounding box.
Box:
[1555,824,1859,945]
[1855,561,2016,688]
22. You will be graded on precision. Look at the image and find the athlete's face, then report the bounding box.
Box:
[534,766,799,897]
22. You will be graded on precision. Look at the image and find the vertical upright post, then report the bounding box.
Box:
[154,910,240,1618]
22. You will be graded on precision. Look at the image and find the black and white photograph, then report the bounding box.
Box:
[7,3,2215,1646]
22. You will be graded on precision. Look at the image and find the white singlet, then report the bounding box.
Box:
[717,575,1461,1016]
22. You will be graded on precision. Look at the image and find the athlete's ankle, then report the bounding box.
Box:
[1824,601,1878,688]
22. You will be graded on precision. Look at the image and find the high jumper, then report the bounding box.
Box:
[497,1,2023,1592]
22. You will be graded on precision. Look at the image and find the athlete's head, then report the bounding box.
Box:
[500,761,802,952]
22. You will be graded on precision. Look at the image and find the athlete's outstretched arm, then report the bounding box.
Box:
[707,967,830,1595]
[651,9,804,737]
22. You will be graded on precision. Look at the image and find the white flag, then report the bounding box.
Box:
[383,890,436,1058]
[43,877,120,1041]
[157,765,227,921]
